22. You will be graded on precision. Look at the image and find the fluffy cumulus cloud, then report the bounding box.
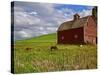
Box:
[12,2,93,40]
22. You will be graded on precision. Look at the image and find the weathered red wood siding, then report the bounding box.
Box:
[57,27,84,44]
[84,16,97,45]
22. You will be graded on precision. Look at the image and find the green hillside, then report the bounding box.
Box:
[15,33,57,44]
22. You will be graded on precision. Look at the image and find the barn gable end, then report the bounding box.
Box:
[84,16,97,44]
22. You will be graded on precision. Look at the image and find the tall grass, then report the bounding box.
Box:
[13,33,97,73]
[14,42,97,73]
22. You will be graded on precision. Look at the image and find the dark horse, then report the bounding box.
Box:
[26,47,32,51]
[50,46,58,51]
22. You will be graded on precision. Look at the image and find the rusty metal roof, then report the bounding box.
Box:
[58,16,90,31]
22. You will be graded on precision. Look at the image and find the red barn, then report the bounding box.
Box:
[57,7,97,45]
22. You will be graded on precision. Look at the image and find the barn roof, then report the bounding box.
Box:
[58,16,90,31]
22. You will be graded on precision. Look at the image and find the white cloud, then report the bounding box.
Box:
[17,31,32,38]
[14,11,40,25]
[14,29,33,40]
[79,9,92,17]
[46,27,58,31]
[29,11,37,15]
[39,27,44,30]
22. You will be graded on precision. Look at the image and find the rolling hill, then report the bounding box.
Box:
[15,33,57,44]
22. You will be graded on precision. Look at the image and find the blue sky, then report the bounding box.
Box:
[12,1,93,40]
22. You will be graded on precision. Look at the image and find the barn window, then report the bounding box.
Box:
[74,34,78,39]
[92,38,95,44]
[61,36,64,40]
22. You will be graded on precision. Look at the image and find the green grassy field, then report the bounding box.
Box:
[13,33,97,73]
